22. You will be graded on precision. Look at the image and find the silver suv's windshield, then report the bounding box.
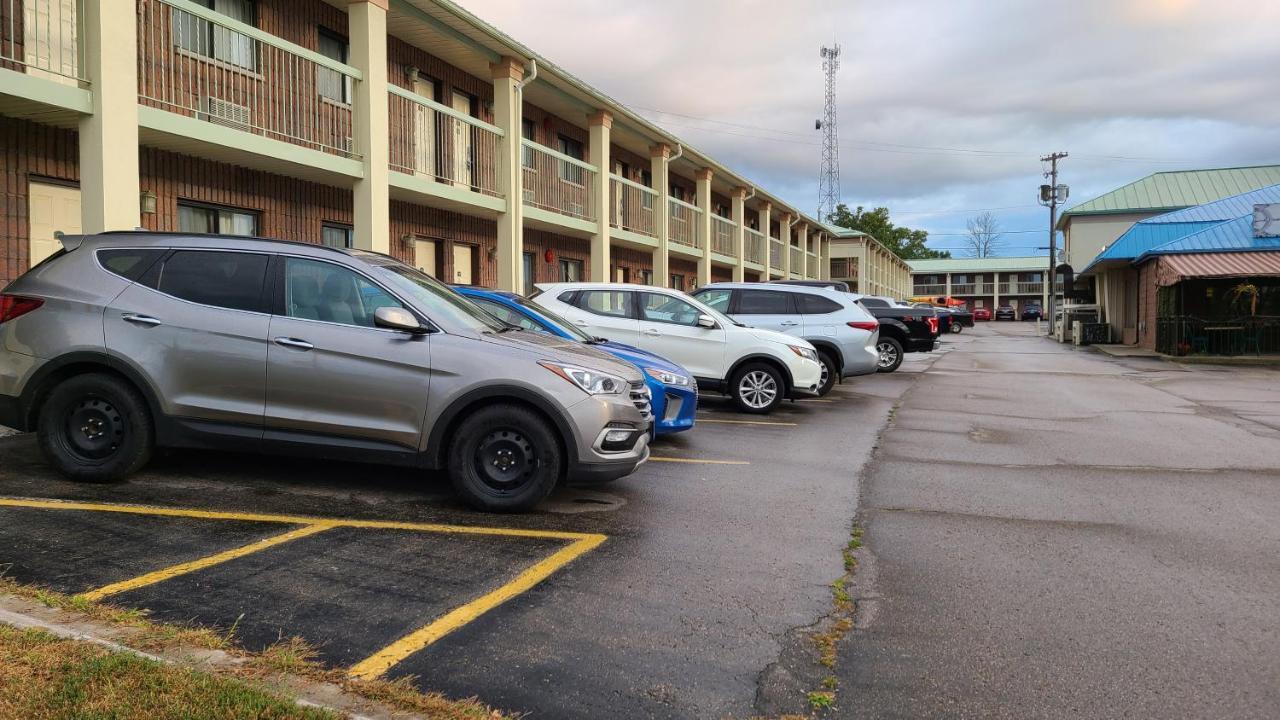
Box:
[363,257,506,333]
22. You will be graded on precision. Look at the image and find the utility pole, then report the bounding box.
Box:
[1038,152,1068,335]
[816,45,841,222]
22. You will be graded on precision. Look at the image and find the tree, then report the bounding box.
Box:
[825,204,950,260]
[963,211,1003,258]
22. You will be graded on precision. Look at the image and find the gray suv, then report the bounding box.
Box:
[0,232,651,512]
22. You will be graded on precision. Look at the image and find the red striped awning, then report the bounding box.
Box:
[1155,252,1280,287]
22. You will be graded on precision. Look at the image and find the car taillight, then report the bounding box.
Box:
[847,321,879,332]
[927,317,939,334]
[0,294,44,324]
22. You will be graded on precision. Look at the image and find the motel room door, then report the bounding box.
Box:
[412,76,437,178]
[452,243,474,285]
[28,180,81,268]
[450,91,473,188]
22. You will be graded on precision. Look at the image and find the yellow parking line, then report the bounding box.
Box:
[697,418,798,427]
[649,456,750,465]
[79,523,335,601]
[347,533,606,680]
[0,497,593,541]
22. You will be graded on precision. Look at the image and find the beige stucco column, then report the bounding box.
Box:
[79,0,140,232]
[695,168,713,287]
[818,234,827,280]
[349,0,389,253]
[945,273,953,299]
[588,111,612,282]
[650,143,671,287]
[759,201,773,281]
[490,56,524,292]
[796,223,809,278]
[779,212,794,277]
[730,187,747,282]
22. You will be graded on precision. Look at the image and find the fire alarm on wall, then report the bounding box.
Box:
[544,249,555,263]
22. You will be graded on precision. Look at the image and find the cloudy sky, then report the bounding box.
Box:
[463,0,1280,257]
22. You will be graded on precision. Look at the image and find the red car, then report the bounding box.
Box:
[973,307,992,321]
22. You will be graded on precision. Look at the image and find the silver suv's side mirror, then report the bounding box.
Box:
[697,314,717,329]
[375,306,426,334]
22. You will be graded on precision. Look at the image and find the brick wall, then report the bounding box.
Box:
[669,257,697,291]
[0,116,79,285]
[1136,259,1160,350]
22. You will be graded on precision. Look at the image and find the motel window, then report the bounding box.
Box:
[638,269,653,285]
[522,251,536,293]
[174,0,257,70]
[522,119,537,168]
[557,135,585,186]
[670,273,686,290]
[316,29,351,104]
[321,223,353,249]
[559,258,583,282]
[178,201,259,236]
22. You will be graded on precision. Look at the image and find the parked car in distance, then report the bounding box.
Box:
[994,305,1016,321]
[949,306,975,331]
[855,296,937,373]
[691,282,880,395]
[533,283,822,414]
[1021,304,1043,321]
[973,307,992,321]
[456,286,697,436]
[0,232,653,513]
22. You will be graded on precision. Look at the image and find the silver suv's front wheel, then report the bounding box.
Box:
[447,403,562,512]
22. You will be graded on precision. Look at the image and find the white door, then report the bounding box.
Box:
[24,0,78,86]
[636,291,726,379]
[412,76,437,178]
[452,243,473,285]
[413,239,437,277]
[613,266,626,283]
[450,91,473,188]
[28,181,81,269]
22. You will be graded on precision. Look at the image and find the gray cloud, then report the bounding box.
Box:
[462,0,1280,252]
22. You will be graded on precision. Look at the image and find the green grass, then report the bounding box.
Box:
[0,625,337,720]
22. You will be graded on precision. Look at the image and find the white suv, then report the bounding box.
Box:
[533,283,822,413]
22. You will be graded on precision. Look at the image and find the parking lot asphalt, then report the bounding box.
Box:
[838,322,1280,719]
[0,343,943,718]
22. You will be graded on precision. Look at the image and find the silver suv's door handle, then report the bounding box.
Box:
[121,313,162,327]
[273,337,314,351]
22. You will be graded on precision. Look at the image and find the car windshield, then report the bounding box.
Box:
[365,259,507,333]
[517,296,596,343]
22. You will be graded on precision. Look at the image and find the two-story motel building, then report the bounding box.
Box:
[0,0,873,294]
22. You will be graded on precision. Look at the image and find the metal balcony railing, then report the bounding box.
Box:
[789,245,804,273]
[1,0,84,84]
[668,197,701,248]
[950,283,976,295]
[139,0,361,158]
[769,238,783,266]
[521,139,597,221]
[711,213,735,256]
[744,227,765,264]
[914,284,945,295]
[388,85,502,198]
[609,174,657,237]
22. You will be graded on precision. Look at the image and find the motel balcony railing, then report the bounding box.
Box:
[744,227,765,264]
[998,282,1045,295]
[609,174,657,237]
[388,84,502,197]
[1,0,84,84]
[668,197,701,248]
[769,238,783,267]
[139,0,362,158]
[950,283,976,295]
[914,284,945,295]
[711,213,735,256]
[521,138,597,222]
[789,245,804,273]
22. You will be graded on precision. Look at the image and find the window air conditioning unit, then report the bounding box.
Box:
[202,97,251,131]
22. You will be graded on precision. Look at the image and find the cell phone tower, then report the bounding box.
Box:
[816,45,841,223]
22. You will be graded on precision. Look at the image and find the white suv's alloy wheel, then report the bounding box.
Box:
[738,370,778,409]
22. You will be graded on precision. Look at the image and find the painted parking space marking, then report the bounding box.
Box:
[696,418,798,427]
[649,457,750,465]
[80,523,336,601]
[0,496,605,679]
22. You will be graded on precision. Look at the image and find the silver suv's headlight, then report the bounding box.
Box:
[787,344,818,362]
[540,361,628,395]
[644,367,691,387]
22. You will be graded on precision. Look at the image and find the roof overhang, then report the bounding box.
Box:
[1148,251,1280,286]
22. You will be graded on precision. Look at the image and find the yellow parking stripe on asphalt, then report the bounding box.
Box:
[347,533,606,681]
[79,523,336,601]
[696,418,798,427]
[649,457,750,465]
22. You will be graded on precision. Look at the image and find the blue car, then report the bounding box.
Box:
[456,287,697,436]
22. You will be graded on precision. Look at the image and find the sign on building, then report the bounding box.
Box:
[1254,203,1280,237]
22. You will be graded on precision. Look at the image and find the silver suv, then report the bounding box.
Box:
[0,232,651,512]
